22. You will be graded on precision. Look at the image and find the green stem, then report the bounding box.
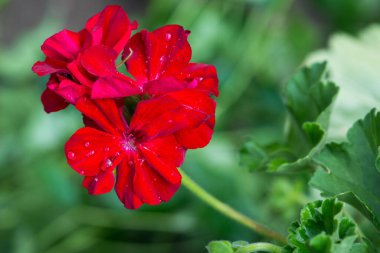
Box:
[179,168,287,244]
[236,243,282,253]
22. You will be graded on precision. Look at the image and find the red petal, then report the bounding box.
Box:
[139,148,182,185]
[85,5,135,53]
[75,98,127,135]
[41,88,69,113]
[115,159,143,209]
[115,149,182,210]
[82,171,115,195]
[180,63,219,96]
[67,59,94,87]
[125,25,191,84]
[47,79,89,104]
[129,97,190,140]
[64,127,125,176]
[176,116,215,149]
[32,61,60,76]
[153,25,191,76]
[130,89,215,141]
[143,77,192,96]
[132,154,181,205]
[80,45,118,77]
[91,73,141,99]
[141,135,185,167]
[124,30,154,83]
[41,29,82,63]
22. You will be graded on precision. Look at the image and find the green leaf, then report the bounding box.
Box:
[375,147,380,173]
[207,199,372,253]
[310,109,380,230]
[231,241,249,249]
[240,142,268,171]
[240,62,339,173]
[284,62,338,160]
[206,241,234,253]
[309,233,332,253]
[338,218,356,239]
[349,243,370,253]
[285,62,336,129]
[307,24,380,141]
[333,236,356,253]
[284,198,371,253]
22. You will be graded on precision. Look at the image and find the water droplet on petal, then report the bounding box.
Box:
[102,158,113,170]
[94,177,99,182]
[165,33,172,41]
[128,161,133,166]
[159,56,166,63]
[198,77,204,81]
[86,150,95,157]
[84,141,90,148]
[104,146,110,152]
[115,152,120,157]
[80,170,85,175]
[67,151,76,160]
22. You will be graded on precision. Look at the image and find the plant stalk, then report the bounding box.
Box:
[236,242,283,253]
[179,168,287,244]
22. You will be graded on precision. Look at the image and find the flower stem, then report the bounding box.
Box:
[235,242,282,253]
[179,168,287,244]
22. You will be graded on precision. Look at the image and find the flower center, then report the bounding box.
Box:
[122,133,136,152]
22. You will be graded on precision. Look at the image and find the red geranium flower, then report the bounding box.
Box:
[32,5,137,113]
[87,24,219,148]
[33,5,219,209]
[90,25,218,99]
[66,89,215,209]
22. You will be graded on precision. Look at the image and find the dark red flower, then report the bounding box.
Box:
[91,25,218,99]
[32,5,137,113]
[33,5,219,209]
[89,25,219,149]
[65,89,215,209]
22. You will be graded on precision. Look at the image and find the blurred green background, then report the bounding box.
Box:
[1,0,380,252]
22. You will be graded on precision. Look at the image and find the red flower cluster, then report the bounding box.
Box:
[32,5,218,209]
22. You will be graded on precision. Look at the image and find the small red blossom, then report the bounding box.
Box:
[32,5,219,209]
[32,5,137,113]
[91,25,218,99]
[66,89,214,209]
[89,25,218,148]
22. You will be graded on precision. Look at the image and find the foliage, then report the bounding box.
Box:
[206,240,281,253]
[240,62,338,173]
[283,198,371,253]
[310,110,380,230]
[207,199,372,253]
[307,24,380,140]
